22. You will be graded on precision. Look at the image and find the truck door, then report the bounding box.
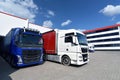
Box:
[65,35,78,52]
[64,33,78,60]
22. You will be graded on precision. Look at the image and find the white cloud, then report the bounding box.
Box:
[78,29,86,32]
[43,20,53,28]
[116,21,120,24]
[44,10,55,18]
[111,16,116,21]
[61,19,72,26]
[44,15,51,18]
[99,5,120,16]
[0,0,38,22]
[48,10,55,16]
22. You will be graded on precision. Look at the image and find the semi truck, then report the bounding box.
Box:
[1,27,43,67]
[42,29,89,66]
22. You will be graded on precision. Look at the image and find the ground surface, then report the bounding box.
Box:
[0,51,120,80]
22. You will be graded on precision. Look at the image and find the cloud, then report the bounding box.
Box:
[78,29,86,32]
[99,5,120,16]
[0,0,38,22]
[111,16,116,21]
[116,21,120,24]
[48,10,55,16]
[61,19,72,26]
[43,20,53,28]
[44,10,55,18]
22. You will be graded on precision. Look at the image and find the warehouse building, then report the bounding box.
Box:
[0,11,52,36]
[83,24,120,50]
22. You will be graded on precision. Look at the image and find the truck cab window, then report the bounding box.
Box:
[65,33,74,43]
[76,33,88,46]
[65,36,73,43]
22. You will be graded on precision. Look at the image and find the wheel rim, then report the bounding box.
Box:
[62,56,70,66]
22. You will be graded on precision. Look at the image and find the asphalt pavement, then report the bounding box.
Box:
[0,51,120,80]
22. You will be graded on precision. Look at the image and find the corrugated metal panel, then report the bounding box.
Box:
[42,30,56,55]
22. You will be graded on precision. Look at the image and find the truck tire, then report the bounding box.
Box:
[10,57,16,68]
[43,54,47,61]
[62,56,71,66]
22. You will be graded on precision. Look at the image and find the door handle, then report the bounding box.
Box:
[66,49,68,51]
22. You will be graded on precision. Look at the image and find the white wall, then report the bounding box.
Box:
[0,11,52,36]
[29,23,52,33]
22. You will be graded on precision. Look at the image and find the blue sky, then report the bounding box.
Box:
[0,0,120,30]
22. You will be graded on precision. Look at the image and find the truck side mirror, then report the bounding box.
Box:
[39,38,43,45]
[72,36,78,45]
[65,36,78,45]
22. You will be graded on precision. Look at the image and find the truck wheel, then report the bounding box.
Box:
[43,54,47,61]
[10,57,16,67]
[62,56,71,66]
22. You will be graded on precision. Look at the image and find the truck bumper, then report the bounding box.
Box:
[16,60,43,67]
[71,59,89,65]
[71,53,89,65]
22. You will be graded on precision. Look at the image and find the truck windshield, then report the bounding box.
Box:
[17,33,42,47]
[76,33,88,46]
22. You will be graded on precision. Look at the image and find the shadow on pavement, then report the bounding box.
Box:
[0,56,18,80]
[47,60,88,68]
[70,63,88,67]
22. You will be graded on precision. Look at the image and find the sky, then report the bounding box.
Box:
[0,0,120,31]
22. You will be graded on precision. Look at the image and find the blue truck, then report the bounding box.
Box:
[0,27,43,67]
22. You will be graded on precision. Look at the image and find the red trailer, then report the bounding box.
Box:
[43,30,56,55]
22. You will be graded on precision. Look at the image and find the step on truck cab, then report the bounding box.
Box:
[43,29,89,66]
[2,27,43,67]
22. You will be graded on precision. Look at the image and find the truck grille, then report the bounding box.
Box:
[81,48,88,53]
[22,50,41,64]
[82,54,88,62]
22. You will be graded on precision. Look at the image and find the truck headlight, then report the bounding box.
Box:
[79,56,83,58]
[17,55,23,64]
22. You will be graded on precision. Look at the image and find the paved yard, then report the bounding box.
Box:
[0,51,120,80]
